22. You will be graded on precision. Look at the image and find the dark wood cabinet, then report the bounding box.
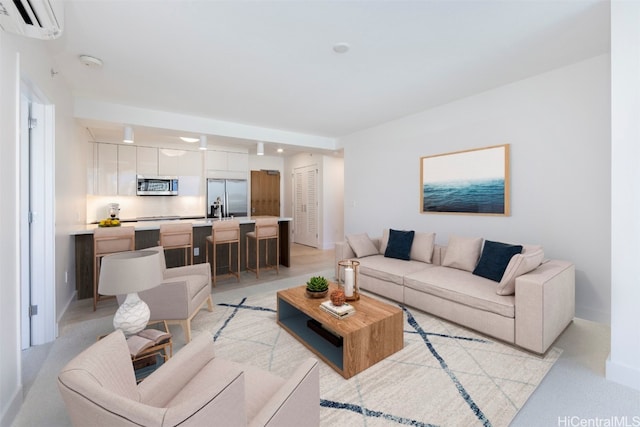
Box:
[74,220,291,300]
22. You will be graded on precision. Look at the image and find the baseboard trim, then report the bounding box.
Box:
[606,354,640,392]
[1,384,23,427]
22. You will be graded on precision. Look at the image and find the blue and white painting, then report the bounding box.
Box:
[421,145,509,215]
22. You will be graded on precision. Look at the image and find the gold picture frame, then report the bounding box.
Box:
[420,144,510,216]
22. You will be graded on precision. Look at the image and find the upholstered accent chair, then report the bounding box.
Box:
[118,246,212,342]
[58,330,320,427]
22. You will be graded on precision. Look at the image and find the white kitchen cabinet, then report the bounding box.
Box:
[158,148,181,176]
[97,143,118,195]
[137,146,158,176]
[206,150,227,171]
[86,142,98,195]
[117,145,137,196]
[206,150,248,177]
[227,152,249,171]
[159,149,202,176]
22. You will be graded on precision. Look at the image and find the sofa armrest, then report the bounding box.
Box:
[515,260,575,353]
[164,262,211,282]
[249,358,320,427]
[138,332,216,405]
[163,370,247,427]
[334,241,355,279]
[141,280,192,320]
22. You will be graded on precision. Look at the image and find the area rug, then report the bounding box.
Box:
[191,292,562,427]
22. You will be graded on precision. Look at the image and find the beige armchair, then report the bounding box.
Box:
[118,246,212,342]
[58,330,320,427]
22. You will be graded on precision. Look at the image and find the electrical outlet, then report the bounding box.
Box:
[194,247,200,257]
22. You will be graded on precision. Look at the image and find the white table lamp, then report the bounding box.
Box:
[98,250,163,336]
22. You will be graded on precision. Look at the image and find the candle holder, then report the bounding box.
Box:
[337,259,360,301]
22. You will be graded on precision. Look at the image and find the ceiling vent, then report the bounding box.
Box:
[0,0,63,40]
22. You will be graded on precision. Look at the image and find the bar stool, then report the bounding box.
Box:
[246,217,279,279]
[93,226,135,311]
[159,222,193,266]
[206,219,240,287]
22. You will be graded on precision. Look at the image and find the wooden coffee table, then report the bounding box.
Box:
[277,283,403,379]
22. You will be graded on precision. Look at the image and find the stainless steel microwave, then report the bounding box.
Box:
[136,175,179,196]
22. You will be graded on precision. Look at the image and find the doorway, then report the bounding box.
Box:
[293,165,318,248]
[251,170,280,216]
[20,89,56,349]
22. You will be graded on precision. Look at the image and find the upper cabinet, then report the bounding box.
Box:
[97,143,118,195]
[206,150,248,179]
[88,142,204,196]
[117,145,137,196]
[159,149,202,177]
[137,146,158,176]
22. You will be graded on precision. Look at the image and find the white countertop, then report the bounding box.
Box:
[71,217,292,235]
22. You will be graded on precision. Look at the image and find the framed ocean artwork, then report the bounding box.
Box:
[420,144,510,216]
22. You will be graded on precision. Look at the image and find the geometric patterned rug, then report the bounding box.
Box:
[191,291,561,427]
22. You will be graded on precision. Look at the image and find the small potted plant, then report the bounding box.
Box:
[305,276,329,298]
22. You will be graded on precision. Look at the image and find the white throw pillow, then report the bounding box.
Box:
[442,235,483,272]
[410,232,436,263]
[496,247,545,295]
[379,229,390,254]
[346,233,379,258]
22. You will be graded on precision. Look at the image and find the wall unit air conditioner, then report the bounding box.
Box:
[0,0,63,40]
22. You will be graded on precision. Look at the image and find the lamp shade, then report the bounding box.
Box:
[98,250,163,296]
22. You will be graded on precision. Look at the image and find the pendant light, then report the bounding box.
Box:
[199,135,207,150]
[257,141,264,156]
[123,126,134,143]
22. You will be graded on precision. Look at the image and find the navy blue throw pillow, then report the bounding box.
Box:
[384,229,415,261]
[472,240,523,282]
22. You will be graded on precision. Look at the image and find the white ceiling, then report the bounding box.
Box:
[48,0,610,155]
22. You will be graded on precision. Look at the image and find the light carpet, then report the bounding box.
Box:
[15,288,560,427]
[190,292,561,427]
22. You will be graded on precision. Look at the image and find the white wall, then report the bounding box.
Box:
[340,55,611,324]
[607,0,640,391]
[0,31,80,426]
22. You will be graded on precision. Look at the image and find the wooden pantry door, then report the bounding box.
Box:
[251,170,280,216]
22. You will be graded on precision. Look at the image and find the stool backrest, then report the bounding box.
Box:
[94,226,135,255]
[212,219,240,243]
[159,222,193,247]
[254,217,278,239]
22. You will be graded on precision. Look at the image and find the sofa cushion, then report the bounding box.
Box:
[380,229,390,254]
[410,232,436,263]
[404,266,515,318]
[346,233,379,258]
[442,235,483,272]
[472,240,523,282]
[358,255,433,286]
[384,229,415,261]
[497,247,545,295]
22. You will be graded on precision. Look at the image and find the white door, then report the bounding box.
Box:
[20,92,56,349]
[293,165,318,247]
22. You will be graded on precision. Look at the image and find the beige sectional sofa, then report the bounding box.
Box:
[335,231,575,354]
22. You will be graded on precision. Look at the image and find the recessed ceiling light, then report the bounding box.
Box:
[333,42,350,54]
[277,148,283,153]
[79,55,103,68]
[179,137,199,143]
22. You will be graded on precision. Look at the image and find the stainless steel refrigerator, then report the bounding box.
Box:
[207,178,248,218]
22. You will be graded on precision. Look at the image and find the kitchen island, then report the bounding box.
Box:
[72,217,292,300]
